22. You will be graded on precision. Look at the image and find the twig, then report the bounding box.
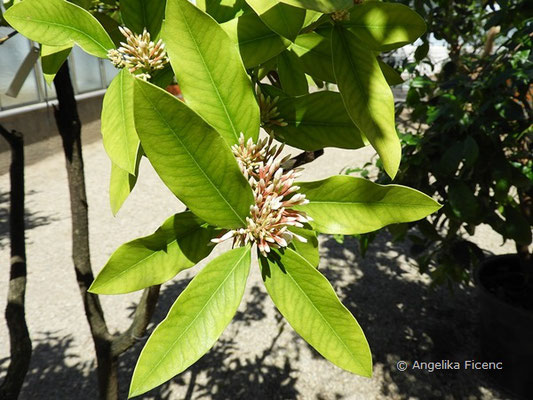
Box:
[0,30,18,45]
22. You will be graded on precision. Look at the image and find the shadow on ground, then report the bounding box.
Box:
[0,189,56,250]
[3,232,515,399]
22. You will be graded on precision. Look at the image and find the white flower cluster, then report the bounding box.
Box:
[107,27,169,81]
[213,135,312,256]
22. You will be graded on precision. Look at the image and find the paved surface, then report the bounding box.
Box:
[0,121,517,400]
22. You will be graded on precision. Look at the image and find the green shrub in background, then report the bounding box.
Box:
[349,0,532,287]
[4,0,440,396]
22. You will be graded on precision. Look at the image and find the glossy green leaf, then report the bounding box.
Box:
[288,227,319,267]
[245,0,305,41]
[291,31,335,83]
[277,50,308,96]
[89,212,216,294]
[130,245,251,397]
[120,0,166,36]
[196,0,248,23]
[41,43,72,85]
[279,0,352,13]
[4,0,114,58]
[262,248,371,376]
[109,154,140,216]
[332,26,400,179]
[221,12,290,68]
[134,78,254,228]
[101,70,140,174]
[378,59,404,86]
[93,12,123,47]
[294,176,442,234]
[162,0,260,145]
[271,91,365,151]
[343,2,426,51]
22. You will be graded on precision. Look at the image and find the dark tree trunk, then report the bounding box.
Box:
[53,62,117,400]
[0,126,32,400]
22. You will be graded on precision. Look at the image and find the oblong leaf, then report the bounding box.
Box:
[262,248,372,376]
[101,70,140,174]
[378,59,404,86]
[134,78,254,228]
[277,50,308,96]
[89,212,216,294]
[221,12,290,68]
[129,245,252,397]
[4,0,114,58]
[279,0,352,13]
[271,91,365,151]
[288,227,319,267]
[41,43,72,85]
[332,26,400,178]
[294,176,442,235]
[291,31,335,83]
[343,2,426,51]
[245,0,305,41]
[121,0,166,36]
[197,0,249,23]
[109,160,138,216]
[162,0,260,145]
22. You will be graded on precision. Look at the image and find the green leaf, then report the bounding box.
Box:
[129,245,251,397]
[447,181,479,222]
[93,12,123,47]
[41,44,72,85]
[291,31,335,83]
[288,227,319,267]
[343,2,426,51]
[101,70,140,174]
[270,91,365,151]
[378,59,404,86]
[277,50,308,96]
[262,248,371,376]
[221,12,290,68]
[89,212,217,294]
[120,0,166,36]
[279,0,352,13]
[162,0,260,145]
[504,206,532,246]
[134,78,254,228]
[4,0,115,58]
[109,156,139,216]
[294,176,442,235]
[245,0,305,41]
[332,26,400,179]
[196,0,248,23]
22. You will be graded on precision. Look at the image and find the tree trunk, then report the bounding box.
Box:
[0,126,32,400]
[53,62,118,400]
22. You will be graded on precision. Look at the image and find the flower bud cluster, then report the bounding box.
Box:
[213,135,312,256]
[107,27,169,81]
[259,93,288,132]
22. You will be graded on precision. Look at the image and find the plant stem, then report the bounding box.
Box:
[0,125,32,400]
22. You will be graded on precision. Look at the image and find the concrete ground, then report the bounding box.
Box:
[0,120,517,400]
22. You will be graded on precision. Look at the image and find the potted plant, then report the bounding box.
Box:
[352,0,532,397]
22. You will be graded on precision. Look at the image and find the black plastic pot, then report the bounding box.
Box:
[475,254,533,399]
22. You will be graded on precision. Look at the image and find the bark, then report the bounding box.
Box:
[53,62,160,399]
[0,126,32,400]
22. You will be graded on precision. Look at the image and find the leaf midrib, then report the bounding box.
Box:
[9,14,110,55]
[306,199,435,208]
[95,224,206,290]
[282,252,363,370]
[135,247,249,389]
[138,83,247,226]
[175,0,240,142]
